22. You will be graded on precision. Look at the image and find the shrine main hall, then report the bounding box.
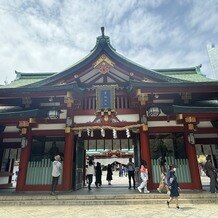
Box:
[0,28,218,192]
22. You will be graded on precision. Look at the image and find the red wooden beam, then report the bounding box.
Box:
[148,126,184,133]
[195,138,218,144]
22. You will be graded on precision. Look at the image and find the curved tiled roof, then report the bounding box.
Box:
[1,72,56,88]
[20,33,186,88]
[1,29,215,89]
[154,67,212,82]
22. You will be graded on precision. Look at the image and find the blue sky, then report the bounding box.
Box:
[0,0,218,85]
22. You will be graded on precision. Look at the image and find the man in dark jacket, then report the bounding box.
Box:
[204,155,218,193]
[127,158,135,189]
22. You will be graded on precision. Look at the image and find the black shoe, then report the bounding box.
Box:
[128,187,131,190]
[167,201,170,208]
[177,206,180,209]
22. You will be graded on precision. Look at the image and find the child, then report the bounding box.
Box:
[137,160,150,194]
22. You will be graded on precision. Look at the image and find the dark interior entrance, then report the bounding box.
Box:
[0,146,20,189]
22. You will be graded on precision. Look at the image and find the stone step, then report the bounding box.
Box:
[0,193,217,206]
[0,199,217,206]
[0,198,216,206]
[0,192,216,200]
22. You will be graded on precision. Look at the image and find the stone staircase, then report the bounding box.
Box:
[0,192,217,206]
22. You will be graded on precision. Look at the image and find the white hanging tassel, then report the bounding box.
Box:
[78,129,82,137]
[126,128,130,138]
[113,129,117,139]
[101,128,105,137]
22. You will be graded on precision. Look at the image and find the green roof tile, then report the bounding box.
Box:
[154,67,213,82]
[2,78,45,88]
[0,72,56,88]
[163,74,212,82]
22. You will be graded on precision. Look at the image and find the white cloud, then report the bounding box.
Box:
[0,0,217,85]
[189,0,218,34]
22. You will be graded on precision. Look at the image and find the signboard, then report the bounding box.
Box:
[100,89,111,109]
[96,86,116,111]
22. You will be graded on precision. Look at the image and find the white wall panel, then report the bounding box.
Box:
[74,115,96,123]
[197,121,213,128]
[3,138,21,142]
[117,114,139,122]
[148,120,183,127]
[194,133,218,138]
[4,126,19,132]
[32,124,65,130]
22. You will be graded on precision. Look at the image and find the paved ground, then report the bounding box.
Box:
[0,203,218,218]
[0,171,217,218]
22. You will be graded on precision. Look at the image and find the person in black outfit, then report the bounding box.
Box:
[127,158,135,189]
[95,162,102,187]
[49,142,59,161]
[204,155,218,193]
[106,164,113,185]
[166,164,180,209]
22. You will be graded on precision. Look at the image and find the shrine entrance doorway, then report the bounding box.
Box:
[73,130,141,190]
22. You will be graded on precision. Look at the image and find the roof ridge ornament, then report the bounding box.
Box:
[101,27,105,37]
[91,27,116,51]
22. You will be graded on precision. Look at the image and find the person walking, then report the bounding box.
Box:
[106,164,113,185]
[157,170,170,194]
[119,163,123,177]
[157,156,170,194]
[95,162,102,188]
[204,155,218,193]
[127,158,135,189]
[166,164,180,209]
[86,159,95,191]
[137,160,150,193]
[159,156,167,173]
[51,155,62,195]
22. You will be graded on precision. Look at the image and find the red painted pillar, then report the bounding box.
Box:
[16,134,31,192]
[62,130,74,190]
[184,131,202,190]
[139,128,153,189]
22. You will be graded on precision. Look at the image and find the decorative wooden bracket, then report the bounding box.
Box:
[176,114,183,120]
[176,113,183,124]
[64,91,74,108]
[137,89,148,105]
[65,127,71,133]
[94,109,118,123]
[142,124,148,131]
[185,116,196,123]
[18,120,29,135]
[185,116,197,131]
[18,121,29,128]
